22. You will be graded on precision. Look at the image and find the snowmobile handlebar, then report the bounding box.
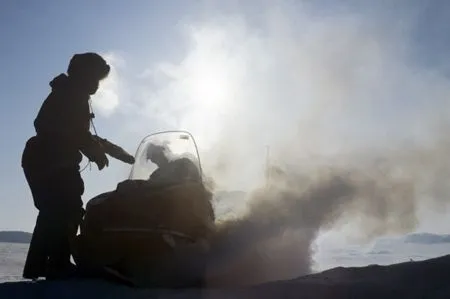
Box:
[93,136,135,165]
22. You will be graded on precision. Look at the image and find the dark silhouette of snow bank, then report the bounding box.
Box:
[1,254,450,298]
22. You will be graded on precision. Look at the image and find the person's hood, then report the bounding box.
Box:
[49,73,70,90]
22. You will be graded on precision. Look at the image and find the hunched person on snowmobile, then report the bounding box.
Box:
[21,52,133,280]
[146,143,201,185]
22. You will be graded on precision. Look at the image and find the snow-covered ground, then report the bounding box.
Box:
[2,237,450,283]
[0,242,28,282]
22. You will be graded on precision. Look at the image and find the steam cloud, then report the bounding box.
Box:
[104,1,450,287]
[206,148,447,286]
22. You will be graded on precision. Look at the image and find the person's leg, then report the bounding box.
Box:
[45,206,83,279]
[20,138,84,280]
[22,211,50,279]
[22,168,50,280]
[45,167,84,279]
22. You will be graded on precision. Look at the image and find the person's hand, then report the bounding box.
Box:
[93,151,109,170]
[121,153,135,165]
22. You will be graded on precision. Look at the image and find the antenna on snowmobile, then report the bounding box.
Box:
[265,145,270,188]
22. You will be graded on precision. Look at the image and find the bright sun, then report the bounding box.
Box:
[188,67,230,107]
[181,63,235,149]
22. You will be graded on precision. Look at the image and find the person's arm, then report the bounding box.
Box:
[63,96,133,167]
[92,136,135,164]
[79,135,109,170]
[65,100,109,170]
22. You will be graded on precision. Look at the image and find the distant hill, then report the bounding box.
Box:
[372,232,450,248]
[0,231,32,244]
[404,233,450,244]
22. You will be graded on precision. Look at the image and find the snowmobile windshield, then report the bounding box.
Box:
[128,131,202,182]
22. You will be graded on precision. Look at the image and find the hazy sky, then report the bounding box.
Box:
[1,0,450,235]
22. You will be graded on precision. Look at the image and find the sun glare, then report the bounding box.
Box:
[179,58,237,149]
[188,67,230,107]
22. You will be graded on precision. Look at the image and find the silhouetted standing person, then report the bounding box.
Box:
[21,53,113,280]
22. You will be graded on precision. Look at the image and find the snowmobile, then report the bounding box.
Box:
[72,131,216,288]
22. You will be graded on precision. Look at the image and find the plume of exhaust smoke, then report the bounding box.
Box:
[205,137,450,286]
[115,1,450,286]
